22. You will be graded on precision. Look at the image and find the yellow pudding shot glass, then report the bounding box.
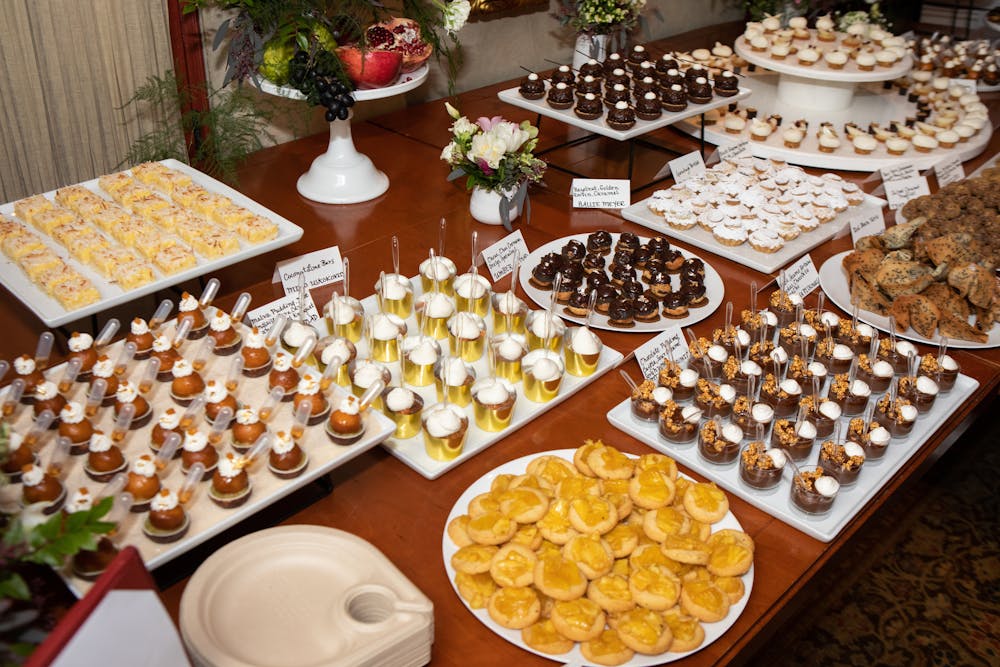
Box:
[471,377,516,432]
[422,402,469,461]
[522,349,565,403]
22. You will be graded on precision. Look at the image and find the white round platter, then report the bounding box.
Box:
[734,32,912,82]
[258,64,429,102]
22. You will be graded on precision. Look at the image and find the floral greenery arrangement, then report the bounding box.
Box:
[553,0,647,36]
[742,0,810,22]
[441,103,546,229]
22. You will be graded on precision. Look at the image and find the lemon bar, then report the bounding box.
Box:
[90,246,137,277]
[13,195,54,224]
[107,217,153,246]
[129,193,171,219]
[64,230,111,263]
[18,249,63,281]
[88,205,132,232]
[36,262,80,294]
[210,203,255,228]
[153,244,197,275]
[111,184,156,207]
[187,191,232,218]
[130,162,170,185]
[236,215,279,243]
[54,276,101,310]
[71,194,110,220]
[0,218,27,241]
[2,232,46,259]
[50,220,90,245]
[170,183,210,209]
[132,228,176,259]
[147,204,189,231]
[33,207,78,235]
[54,185,94,208]
[173,215,218,244]
[192,231,239,258]
[116,261,156,289]
[157,169,193,194]
[97,172,134,194]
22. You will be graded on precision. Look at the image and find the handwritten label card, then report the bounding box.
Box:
[848,205,886,244]
[880,163,918,184]
[668,151,707,184]
[274,246,344,295]
[571,179,630,209]
[949,78,978,95]
[777,254,820,298]
[481,230,530,282]
[635,326,690,381]
[717,140,752,163]
[884,175,930,210]
[246,293,321,334]
[934,155,965,188]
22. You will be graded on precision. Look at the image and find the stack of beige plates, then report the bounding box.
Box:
[180,525,434,667]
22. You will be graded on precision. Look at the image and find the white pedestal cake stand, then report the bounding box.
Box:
[259,65,429,204]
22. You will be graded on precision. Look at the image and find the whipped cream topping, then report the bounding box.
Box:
[297,372,320,396]
[60,401,85,424]
[915,375,939,396]
[740,360,762,377]
[449,312,485,340]
[679,368,699,387]
[131,455,156,477]
[420,255,456,281]
[496,336,526,361]
[751,403,774,422]
[92,356,114,379]
[571,327,601,355]
[283,320,315,347]
[203,380,228,404]
[244,327,266,349]
[272,352,292,372]
[271,431,296,456]
[474,377,513,405]
[371,312,406,341]
[158,409,181,430]
[329,297,362,325]
[850,379,871,398]
[131,318,150,335]
[150,488,179,512]
[216,453,241,479]
[386,387,416,412]
[179,293,199,312]
[67,487,93,513]
[183,430,209,452]
[529,312,565,339]
[871,360,894,378]
[420,291,454,319]
[68,332,94,352]
[707,345,729,363]
[35,381,57,401]
[895,341,918,358]
[376,273,411,300]
[939,354,958,371]
[152,335,172,353]
[494,291,524,315]
[9,431,24,450]
[779,379,802,395]
[765,447,787,469]
[814,475,840,497]
[832,344,854,361]
[14,355,36,375]
[719,384,737,403]
[651,386,673,405]
[808,362,828,379]
[681,405,703,423]
[321,338,354,367]
[171,359,194,378]
[819,401,842,420]
[89,432,112,453]
[770,347,789,364]
[843,441,866,460]
[899,404,918,422]
[525,350,562,382]
[352,361,386,388]
[425,403,465,438]
[235,407,259,425]
[21,464,45,487]
[210,311,232,333]
[869,426,891,445]
[454,273,489,300]
[721,423,743,444]
[439,358,470,386]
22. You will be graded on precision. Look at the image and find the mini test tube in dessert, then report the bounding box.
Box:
[790,467,840,515]
[448,311,487,362]
[59,401,94,455]
[564,326,603,377]
[454,271,491,317]
[176,291,209,340]
[434,357,476,407]
[126,317,155,360]
[401,336,439,387]
[181,429,218,480]
[209,451,253,509]
[739,436,787,490]
[293,371,330,426]
[268,430,308,479]
[65,331,99,378]
[206,308,242,356]
[383,386,424,439]
[125,453,161,512]
[375,272,414,319]
[818,438,866,486]
[350,359,392,409]
[151,407,185,456]
[151,335,181,380]
[698,418,743,464]
[12,353,46,400]
[326,380,382,446]
[316,335,356,386]
[630,379,673,422]
[84,431,127,483]
[326,293,365,343]
[491,333,527,383]
[658,401,702,444]
[232,407,267,453]
[471,376,517,432]
[526,310,565,352]
[241,327,273,377]
[422,402,470,461]
[415,291,455,341]
[522,349,564,403]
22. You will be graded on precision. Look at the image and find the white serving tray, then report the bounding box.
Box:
[606,373,979,542]
[0,159,304,327]
[819,250,1000,349]
[355,282,624,480]
[0,321,395,596]
[442,449,754,665]
[259,64,429,102]
[497,86,752,142]
[518,233,725,332]
[622,192,885,275]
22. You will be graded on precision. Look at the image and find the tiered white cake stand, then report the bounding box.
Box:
[675,31,991,170]
[260,65,428,204]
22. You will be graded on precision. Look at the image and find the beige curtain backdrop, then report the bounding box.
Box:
[0,0,175,202]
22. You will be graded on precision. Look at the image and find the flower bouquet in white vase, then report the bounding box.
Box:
[441,103,546,230]
[554,0,647,70]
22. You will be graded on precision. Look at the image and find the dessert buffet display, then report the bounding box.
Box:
[622,156,880,274]
[0,287,396,593]
[497,51,751,141]
[905,34,1000,91]
[518,232,724,332]
[0,160,302,327]
[443,446,753,665]
[606,286,979,541]
[181,526,433,667]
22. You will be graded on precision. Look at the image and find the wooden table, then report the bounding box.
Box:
[5,21,1000,666]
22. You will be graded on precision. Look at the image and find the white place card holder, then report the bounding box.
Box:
[635,326,690,381]
[884,175,930,210]
[848,205,886,245]
[880,162,919,184]
[667,150,707,184]
[481,230,529,282]
[717,139,752,163]
[778,254,820,298]
[934,154,965,188]
[570,179,631,209]
[247,293,322,333]
[273,246,344,295]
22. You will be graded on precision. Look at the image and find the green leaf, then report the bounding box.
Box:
[0,573,30,601]
[296,32,309,51]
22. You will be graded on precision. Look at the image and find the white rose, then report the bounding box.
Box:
[468,132,506,169]
[444,0,471,33]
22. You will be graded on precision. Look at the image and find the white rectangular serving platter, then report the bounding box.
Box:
[0,321,395,596]
[353,282,623,480]
[0,159,304,327]
[497,86,752,142]
[621,194,886,275]
[606,374,979,542]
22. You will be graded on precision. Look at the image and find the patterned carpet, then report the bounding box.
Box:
[746,400,1000,667]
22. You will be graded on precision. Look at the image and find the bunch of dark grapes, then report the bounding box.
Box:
[288,50,355,122]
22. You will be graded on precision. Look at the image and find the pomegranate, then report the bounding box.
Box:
[365,17,433,73]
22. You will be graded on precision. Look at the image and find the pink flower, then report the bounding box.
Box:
[476,115,504,131]
[476,158,494,175]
